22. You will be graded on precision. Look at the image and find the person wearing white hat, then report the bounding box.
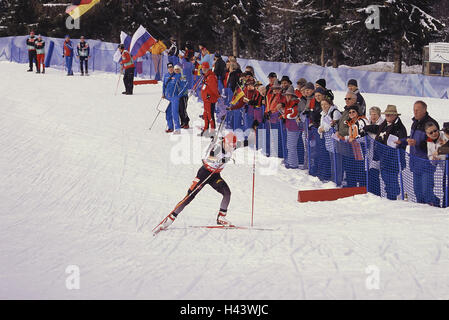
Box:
[174,65,190,129]
[364,105,407,200]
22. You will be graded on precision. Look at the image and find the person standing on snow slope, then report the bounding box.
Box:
[155,120,260,232]
[35,35,46,74]
[199,61,220,137]
[26,30,38,72]
[162,62,187,134]
[63,35,74,76]
[118,43,135,95]
[76,36,90,76]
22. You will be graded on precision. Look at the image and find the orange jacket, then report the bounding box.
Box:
[345,116,367,140]
[265,91,285,114]
[120,50,135,69]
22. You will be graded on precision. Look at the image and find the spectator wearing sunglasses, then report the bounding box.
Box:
[426,122,448,161]
[335,91,359,139]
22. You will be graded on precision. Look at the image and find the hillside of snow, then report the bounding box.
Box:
[339,61,423,74]
[1,62,448,300]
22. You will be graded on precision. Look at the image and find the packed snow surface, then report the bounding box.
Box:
[0,62,448,300]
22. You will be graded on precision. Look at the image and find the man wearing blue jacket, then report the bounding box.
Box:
[163,63,187,134]
[397,101,440,206]
[63,35,74,76]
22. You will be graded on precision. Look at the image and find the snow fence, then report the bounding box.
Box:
[221,88,449,209]
[2,35,449,98]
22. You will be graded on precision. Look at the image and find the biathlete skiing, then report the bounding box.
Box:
[153,117,259,235]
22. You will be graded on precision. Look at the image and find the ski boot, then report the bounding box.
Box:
[154,213,176,235]
[217,211,232,227]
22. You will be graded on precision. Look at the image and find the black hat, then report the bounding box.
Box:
[347,105,359,114]
[167,62,174,68]
[348,79,358,87]
[280,76,291,84]
[268,72,277,78]
[316,78,326,88]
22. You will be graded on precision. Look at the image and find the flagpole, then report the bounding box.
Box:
[114,70,122,96]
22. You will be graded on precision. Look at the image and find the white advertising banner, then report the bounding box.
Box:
[429,43,449,63]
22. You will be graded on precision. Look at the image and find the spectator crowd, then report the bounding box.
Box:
[24,30,449,208]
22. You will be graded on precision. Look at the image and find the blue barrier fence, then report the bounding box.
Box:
[219,88,448,208]
[0,35,170,78]
[2,35,449,98]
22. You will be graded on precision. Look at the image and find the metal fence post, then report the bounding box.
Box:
[306,117,310,171]
[279,119,287,159]
[444,155,449,208]
[332,132,338,185]
[397,148,405,201]
[364,136,370,189]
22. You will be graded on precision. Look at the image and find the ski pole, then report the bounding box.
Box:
[114,71,122,96]
[188,75,204,97]
[251,127,257,227]
[149,97,165,131]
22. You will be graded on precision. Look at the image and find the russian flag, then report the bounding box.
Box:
[129,25,157,60]
[121,31,132,51]
[113,31,132,63]
[66,0,100,20]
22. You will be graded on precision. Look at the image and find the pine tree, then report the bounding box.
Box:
[262,0,300,63]
[0,0,40,36]
[377,0,444,73]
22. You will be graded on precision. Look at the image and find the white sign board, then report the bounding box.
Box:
[429,43,449,63]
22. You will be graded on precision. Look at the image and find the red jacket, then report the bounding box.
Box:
[282,98,299,119]
[120,50,135,69]
[201,70,219,103]
[265,92,286,114]
[230,86,260,110]
[63,40,73,57]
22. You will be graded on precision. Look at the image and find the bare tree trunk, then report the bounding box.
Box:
[232,27,239,57]
[332,47,338,68]
[393,38,402,73]
[320,42,325,67]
